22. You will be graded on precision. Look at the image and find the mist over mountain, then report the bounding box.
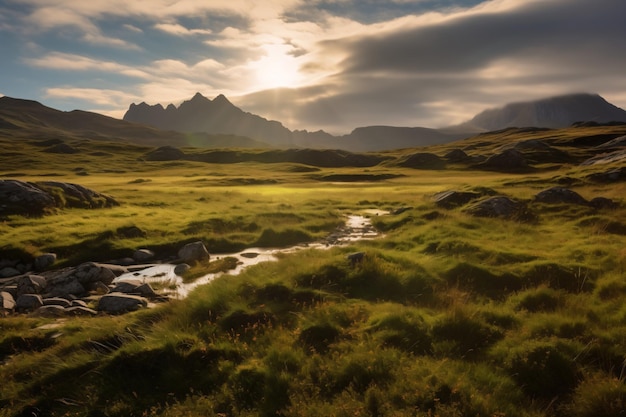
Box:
[459,93,626,131]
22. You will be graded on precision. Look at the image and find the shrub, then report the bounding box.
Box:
[367,311,432,355]
[298,323,340,354]
[564,373,626,417]
[507,344,580,400]
[432,312,503,359]
[515,287,561,312]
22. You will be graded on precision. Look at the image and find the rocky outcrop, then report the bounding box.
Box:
[397,152,446,169]
[464,196,528,219]
[433,191,481,209]
[479,149,529,171]
[98,293,148,314]
[0,179,118,217]
[178,241,210,264]
[534,187,588,205]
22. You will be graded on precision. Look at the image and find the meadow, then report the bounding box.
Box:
[1,126,626,417]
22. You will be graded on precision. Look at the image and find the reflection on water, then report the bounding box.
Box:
[113,214,383,299]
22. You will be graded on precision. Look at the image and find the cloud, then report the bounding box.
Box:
[153,23,212,36]
[44,87,138,108]
[245,0,626,131]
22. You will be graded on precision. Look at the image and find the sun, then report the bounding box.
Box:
[252,44,302,89]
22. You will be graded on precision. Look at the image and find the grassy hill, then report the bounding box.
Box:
[1,124,625,417]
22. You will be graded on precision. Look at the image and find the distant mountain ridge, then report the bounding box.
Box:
[459,93,626,131]
[125,93,295,146]
[2,92,626,152]
[123,92,466,151]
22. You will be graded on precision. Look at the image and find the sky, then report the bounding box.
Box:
[1,0,625,135]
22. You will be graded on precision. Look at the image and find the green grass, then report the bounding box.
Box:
[1,127,626,417]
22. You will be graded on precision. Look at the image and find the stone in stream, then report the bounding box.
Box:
[97,293,148,314]
[178,241,210,264]
[15,294,43,311]
[0,291,16,313]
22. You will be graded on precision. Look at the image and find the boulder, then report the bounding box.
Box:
[15,294,43,311]
[464,196,526,219]
[46,262,124,296]
[36,181,118,209]
[480,149,528,171]
[98,293,148,314]
[66,306,98,316]
[17,274,47,296]
[111,280,143,294]
[35,305,66,317]
[0,267,20,278]
[133,249,155,262]
[397,152,446,169]
[444,149,469,162]
[178,241,210,264]
[144,146,186,161]
[589,197,619,209]
[0,179,57,216]
[433,191,481,209]
[0,291,16,312]
[174,263,190,276]
[534,187,588,205]
[43,297,72,308]
[34,253,57,271]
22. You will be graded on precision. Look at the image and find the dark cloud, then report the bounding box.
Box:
[243,0,626,132]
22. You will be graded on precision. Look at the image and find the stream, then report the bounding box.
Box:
[113,212,385,299]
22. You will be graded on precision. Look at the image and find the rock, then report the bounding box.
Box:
[589,197,619,209]
[15,294,43,311]
[111,280,143,294]
[71,299,89,308]
[391,207,412,215]
[433,191,481,209]
[46,262,125,296]
[178,241,210,264]
[35,305,66,317]
[36,181,118,209]
[90,281,110,295]
[117,226,146,238]
[34,253,57,271]
[174,263,190,275]
[347,252,366,266]
[0,179,57,216]
[480,149,528,171]
[444,149,469,162]
[586,167,625,183]
[43,143,78,154]
[144,146,186,161]
[464,196,527,219]
[17,274,47,296]
[43,297,72,308]
[2,285,18,298]
[534,187,588,205]
[135,283,157,298]
[133,249,155,262]
[98,293,148,313]
[0,291,16,312]
[66,306,98,316]
[397,152,446,169]
[0,267,20,278]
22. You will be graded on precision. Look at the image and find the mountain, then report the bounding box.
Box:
[0,96,267,148]
[124,93,468,151]
[124,93,294,146]
[458,93,626,131]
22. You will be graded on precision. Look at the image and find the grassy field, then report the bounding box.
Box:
[1,126,626,416]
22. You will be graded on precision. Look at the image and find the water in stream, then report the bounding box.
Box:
[113,213,383,299]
